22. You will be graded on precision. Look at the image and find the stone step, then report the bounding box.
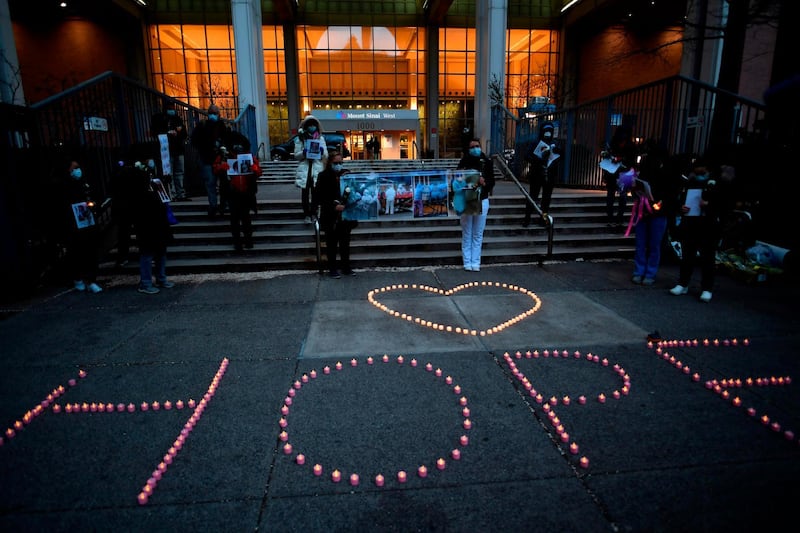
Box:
[103,168,637,275]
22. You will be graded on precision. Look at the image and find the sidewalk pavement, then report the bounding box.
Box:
[1,259,799,532]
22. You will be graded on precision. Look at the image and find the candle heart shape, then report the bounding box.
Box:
[367,281,542,336]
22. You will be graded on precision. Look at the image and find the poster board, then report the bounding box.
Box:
[412,174,449,218]
[340,173,380,221]
[448,169,482,216]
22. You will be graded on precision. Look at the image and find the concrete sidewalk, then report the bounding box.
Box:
[1,259,799,532]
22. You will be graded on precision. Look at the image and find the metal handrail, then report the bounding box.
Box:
[492,154,554,261]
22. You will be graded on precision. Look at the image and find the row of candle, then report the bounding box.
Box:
[656,347,799,447]
[647,338,750,349]
[367,281,542,336]
[279,357,469,486]
[503,351,631,406]
[501,351,620,469]
[1,369,86,447]
[137,358,229,505]
[49,399,195,415]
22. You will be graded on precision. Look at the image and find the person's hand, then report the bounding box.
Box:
[335,204,345,212]
[681,205,690,214]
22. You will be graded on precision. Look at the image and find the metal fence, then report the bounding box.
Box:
[493,75,768,188]
[1,72,256,298]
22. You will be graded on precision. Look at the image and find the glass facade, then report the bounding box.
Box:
[146,6,559,156]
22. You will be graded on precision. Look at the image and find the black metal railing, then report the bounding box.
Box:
[1,72,256,298]
[493,75,768,189]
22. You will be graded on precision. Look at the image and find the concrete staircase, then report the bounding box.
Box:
[108,159,635,275]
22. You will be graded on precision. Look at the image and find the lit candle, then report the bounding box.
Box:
[397,470,407,483]
[349,473,359,486]
[375,474,385,486]
[436,458,446,470]
[569,442,579,454]
[579,456,589,468]
[463,419,472,430]
[451,449,461,460]
[331,469,341,483]
[283,443,292,454]
[417,465,428,478]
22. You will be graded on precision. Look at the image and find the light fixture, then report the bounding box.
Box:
[60,2,67,7]
[135,0,147,6]
[560,0,581,13]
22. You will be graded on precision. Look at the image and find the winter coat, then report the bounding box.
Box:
[293,115,328,188]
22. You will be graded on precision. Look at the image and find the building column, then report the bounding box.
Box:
[474,0,506,154]
[0,0,25,105]
[231,0,268,154]
[425,25,440,159]
[283,23,301,132]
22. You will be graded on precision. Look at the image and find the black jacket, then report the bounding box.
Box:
[456,152,495,201]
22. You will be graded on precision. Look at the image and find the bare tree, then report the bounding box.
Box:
[0,50,24,105]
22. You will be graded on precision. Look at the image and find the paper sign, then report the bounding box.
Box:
[685,188,703,216]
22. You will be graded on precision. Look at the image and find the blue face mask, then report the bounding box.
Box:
[469,147,481,157]
[70,168,82,179]
[208,114,219,122]
[307,125,317,133]
[332,163,343,173]
[167,109,177,116]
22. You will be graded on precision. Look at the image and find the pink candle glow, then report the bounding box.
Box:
[578,396,586,405]
[451,449,461,460]
[331,469,341,482]
[350,358,357,367]
[397,470,407,483]
[283,443,293,454]
[463,419,472,430]
[417,465,428,478]
[313,464,323,476]
[375,474,385,486]
[335,361,343,370]
[436,458,446,470]
[350,473,359,486]
[460,435,469,446]
[569,443,579,454]
[579,457,589,468]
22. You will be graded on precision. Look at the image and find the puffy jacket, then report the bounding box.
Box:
[293,115,328,188]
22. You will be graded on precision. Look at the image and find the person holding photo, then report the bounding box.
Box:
[669,158,734,302]
[456,138,495,272]
[313,151,358,278]
[293,115,327,224]
[61,160,103,293]
[133,167,175,295]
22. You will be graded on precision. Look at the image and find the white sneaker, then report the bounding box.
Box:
[87,283,103,294]
[304,216,312,224]
[670,284,688,295]
[472,266,480,272]
[74,281,86,291]
[699,291,712,302]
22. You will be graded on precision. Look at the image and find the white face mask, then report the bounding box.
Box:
[332,163,343,173]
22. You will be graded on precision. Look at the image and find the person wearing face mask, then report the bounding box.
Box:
[669,157,734,302]
[191,103,229,217]
[293,115,328,224]
[313,151,358,278]
[61,160,103,293]
[456,138,495,272]
[523,121,560,227]
[151,100,188,201]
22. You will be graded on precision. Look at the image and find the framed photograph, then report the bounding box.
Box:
[449,169,482,216]
[305,138,322,160]
[71,202,96,229]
